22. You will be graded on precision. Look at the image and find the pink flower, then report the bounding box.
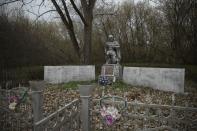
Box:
[105,115,115,126]
[8,96,18,103]
[100,106,121,126]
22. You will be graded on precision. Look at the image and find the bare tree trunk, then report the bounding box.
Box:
[67,27,81,58]
[83,23,92,64]
[81,0,96,64]
[50,0,96,64]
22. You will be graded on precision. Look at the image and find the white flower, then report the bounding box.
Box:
[106,106,121,119]
[100,106,107,117]
[9,102,17,110]
[100,106,121,122]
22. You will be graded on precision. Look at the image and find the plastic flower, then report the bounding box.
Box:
[100,106,121,126]
[8,96,19,103]
[107,106,121,120]
[9,101,17,110]
[8,96,19,110]
[105,115,115,126]
[100,106,107,117]
[99,76,109,86]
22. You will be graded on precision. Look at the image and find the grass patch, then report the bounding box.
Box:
[112,80,128,90]
[62,80,96,89]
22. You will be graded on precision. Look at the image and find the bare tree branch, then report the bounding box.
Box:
[51,0,80,58]
[25,0,34,5]
[38,0,45,14]
[26,9,38,16]
[61,0,73,26]
[26,9,56,22]
[51,0,69,27]
[70,0,87,25]
[95,13,115,16]
[35,9,56,21]
[0,0,20,6]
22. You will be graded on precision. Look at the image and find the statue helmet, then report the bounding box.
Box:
[108,35,114,41]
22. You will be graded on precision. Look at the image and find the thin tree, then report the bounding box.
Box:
[51,0,96,64]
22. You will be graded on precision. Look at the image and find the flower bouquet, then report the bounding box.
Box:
[7,87,29,110]
[100,106,121,126]
[99,96,127,126]
[8,95,19,110]
[98,76,109,86]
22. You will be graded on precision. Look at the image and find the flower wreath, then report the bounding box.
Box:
[7,88,28,110]
[8,95,19,110]
[99,96,127,126]
[98,76,109,86]
[100,106,121,126]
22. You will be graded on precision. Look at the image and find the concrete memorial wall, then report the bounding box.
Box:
[123,67,185,93]
[44,66,95,84]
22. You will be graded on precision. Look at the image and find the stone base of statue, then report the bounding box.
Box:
[100,64,122,82]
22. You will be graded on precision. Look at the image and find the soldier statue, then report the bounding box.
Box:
[105,35,121,64]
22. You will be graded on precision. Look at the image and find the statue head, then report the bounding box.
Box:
[108,35,114,42]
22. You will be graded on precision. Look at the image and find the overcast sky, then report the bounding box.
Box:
[4,0,153,21]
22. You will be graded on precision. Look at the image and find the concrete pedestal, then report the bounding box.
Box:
[101,64,122,80]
